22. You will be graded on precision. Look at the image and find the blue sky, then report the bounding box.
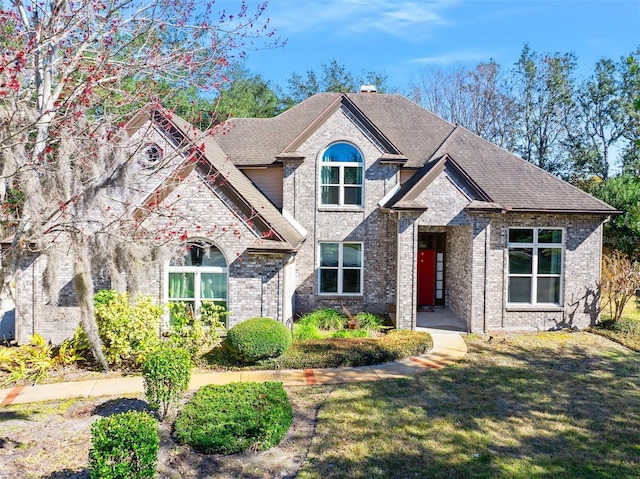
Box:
[235,0,640,92]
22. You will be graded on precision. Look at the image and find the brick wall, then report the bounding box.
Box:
[284,108,400,317]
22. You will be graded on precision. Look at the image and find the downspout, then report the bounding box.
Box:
[482,221,490,334]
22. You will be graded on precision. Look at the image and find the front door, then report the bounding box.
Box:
[417,232,445,307]
[417,249,436,305]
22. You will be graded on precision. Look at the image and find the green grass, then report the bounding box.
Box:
[296,331,640,479]
[205,330,432,370]
[590,298,640,351]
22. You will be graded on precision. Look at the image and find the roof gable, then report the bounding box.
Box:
[126,108,305,251]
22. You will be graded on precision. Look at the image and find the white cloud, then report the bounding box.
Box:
[410,50,492,65]
[262,0,459,38]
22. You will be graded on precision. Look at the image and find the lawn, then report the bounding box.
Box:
[2,331,638,478]
[590,298,640,351]
[296,331,640,479]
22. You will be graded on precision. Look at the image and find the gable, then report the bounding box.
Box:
[124,107,305,252]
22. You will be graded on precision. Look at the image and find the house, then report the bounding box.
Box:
[5,89,618,344]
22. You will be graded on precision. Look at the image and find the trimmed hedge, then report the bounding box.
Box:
[89,411,159,479]
[174,382,293,454]
[225,317,292,364]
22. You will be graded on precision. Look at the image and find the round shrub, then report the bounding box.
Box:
[225,317,292,364]
[142,344,191,420]
[174,381,293,455]
[89,411,159,479]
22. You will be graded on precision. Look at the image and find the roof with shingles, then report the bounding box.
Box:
[214,93,616,214]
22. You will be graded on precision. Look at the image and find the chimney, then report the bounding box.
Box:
[359,84,377,94]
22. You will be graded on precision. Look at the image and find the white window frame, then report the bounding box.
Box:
[507,227,564,306]
[318,242,363,295]
[319,142,364,207]
[166,244,228,314]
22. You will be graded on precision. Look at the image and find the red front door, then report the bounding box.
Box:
[417,249,436,305]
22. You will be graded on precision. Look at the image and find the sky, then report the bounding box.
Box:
[231,0,640,93]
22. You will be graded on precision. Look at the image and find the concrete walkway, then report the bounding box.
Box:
[0,331,467,406]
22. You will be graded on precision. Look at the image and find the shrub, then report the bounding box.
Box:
[225,317,292,364]
[174,382,293,454]
[292,316,323,341]
[166,302,224,362]
[89,411,159,479]
[1,334,55,386]
[93,290,162,368]
[354,311,385,332]
[142,345,191,420]
[331,329,369,338]
[300,308,346,331]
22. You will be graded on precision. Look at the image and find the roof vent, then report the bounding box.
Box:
[359,84,377,94]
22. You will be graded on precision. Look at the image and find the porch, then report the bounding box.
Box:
[415,307,468,333]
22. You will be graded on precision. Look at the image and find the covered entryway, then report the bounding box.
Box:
[417,232,445,308]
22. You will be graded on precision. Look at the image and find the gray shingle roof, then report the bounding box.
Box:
[213,93,616,215]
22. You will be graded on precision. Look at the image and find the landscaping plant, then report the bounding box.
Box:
[225,317,292,364]
[142,345,191,420]
[601,251,640,322]
[166,301,225,362]
[0,333,55,386]
[301,308,347,331]
[354,311,385,333]
[93,290,162,368]
[88,411,159,479]
[174,381,293,455]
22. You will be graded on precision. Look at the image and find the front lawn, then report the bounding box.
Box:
[2,331,639,478]
[296,331,640,479]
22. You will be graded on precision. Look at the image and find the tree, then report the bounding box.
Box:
[408,61,517,149]
[511,45,577,176]
[282,59,389,109]
[566,50,640,181]
[619,48,640,176]
[0,0,276,369]
[593,174,640,260]
[565,59,624,180]
[213,67,279,123]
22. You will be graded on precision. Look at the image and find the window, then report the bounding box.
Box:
[139,143,163,167]
[320,142,363,206]
[167,242,227,314]
[318,242,362,294]
[508,228,563,305]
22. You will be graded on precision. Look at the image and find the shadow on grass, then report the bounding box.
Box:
[42,469,88,479]
[295,333,640,479]
[0,410,31,422]
[93,398,150,417]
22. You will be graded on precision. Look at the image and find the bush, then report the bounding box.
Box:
[174,382,293,454]
[225,317,292,364]
[89,411,159,479]
[93,290,162,368]
[0,334,54,386]
[354,312,385,333]
[292,315,323,341]
[301,308,346,331]
[142,345,191,420]
[167,302,226,362]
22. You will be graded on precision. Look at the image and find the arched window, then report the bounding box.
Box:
[320,142,363,206]
[167,242,227,313]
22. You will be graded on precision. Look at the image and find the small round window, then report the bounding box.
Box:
[139,143,163,167]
